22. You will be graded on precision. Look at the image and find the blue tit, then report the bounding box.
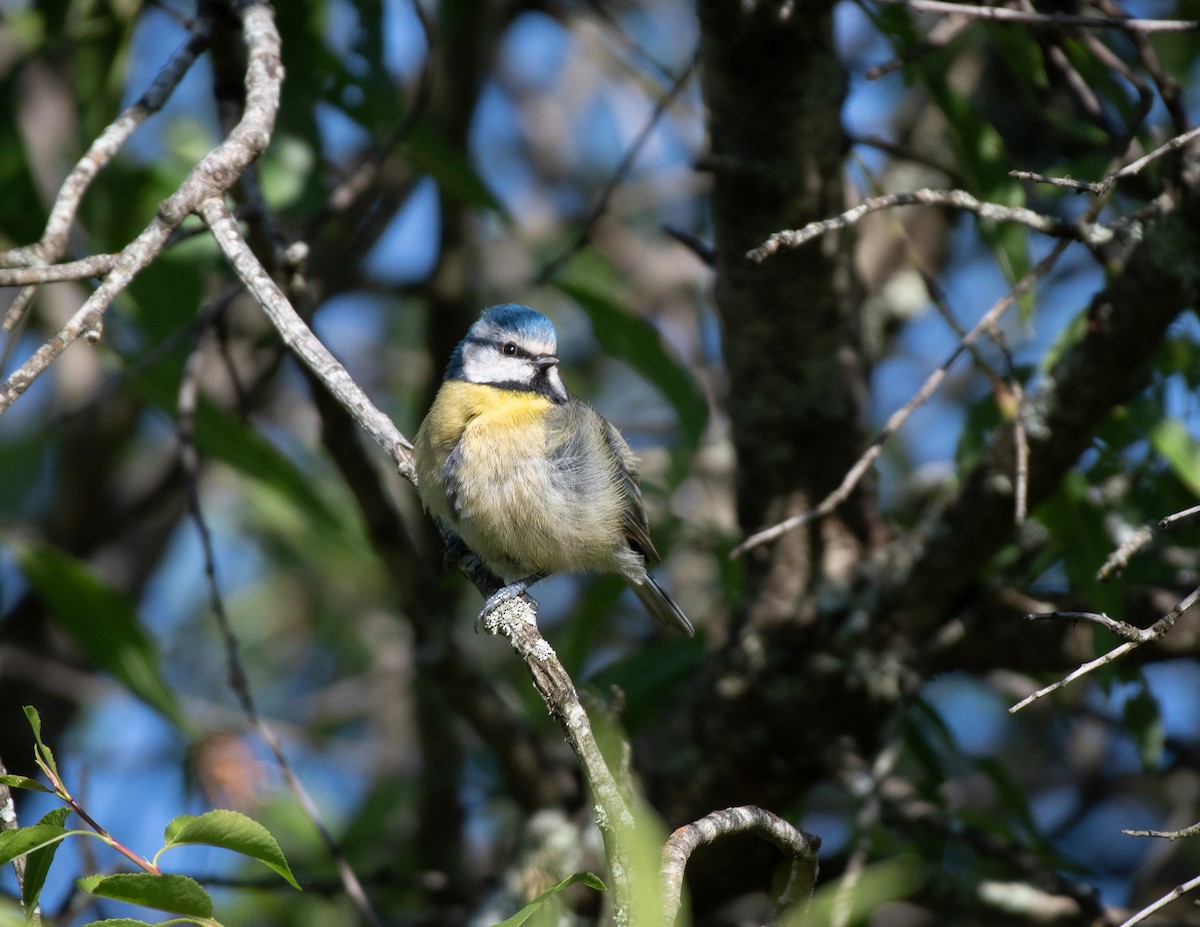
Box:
[414,303,694,636]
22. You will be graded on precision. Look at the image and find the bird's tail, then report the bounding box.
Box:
[631,575,695,636]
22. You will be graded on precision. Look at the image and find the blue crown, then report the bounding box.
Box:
[476,303,557,345]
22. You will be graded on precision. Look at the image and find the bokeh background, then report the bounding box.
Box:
[3,0,1200,924]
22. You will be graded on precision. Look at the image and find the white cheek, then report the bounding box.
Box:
[463,352,528,384]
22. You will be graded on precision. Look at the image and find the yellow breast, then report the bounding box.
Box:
[414,381,554,520]
[414,381,631,578]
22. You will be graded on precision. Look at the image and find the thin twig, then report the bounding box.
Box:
[1097,525,1156,581]
[1010,582,1200,713]
[196,197,416,480]
[1013,125,1200,196]
[733,240,1069,557]
[661,806,820,926]
[0,0,279,419]
[0,255,120,287]
[176,320,385,927]
[1023,610,1149,640]
[748,188,1114,263]
[1160,503,1200,530]
[536,53,697,284]
[871,0,1200,32]
[0,9,211,342]
[1123,822,1200,840]
[1115,872,1200,927]
[1011,379,1029,523]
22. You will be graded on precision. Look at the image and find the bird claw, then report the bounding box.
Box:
[474,575,543,633]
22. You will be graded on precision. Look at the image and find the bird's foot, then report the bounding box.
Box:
[475,574,544,634]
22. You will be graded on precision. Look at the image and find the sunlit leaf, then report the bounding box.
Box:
[0,775,51,794]
[160,810,300,890]
[22,706,59,782]
[18,548,188,730]
[78,920,160,927]
[76,874,213,918]
[1150,419,1200,498]
[22,807,71,915]
[490,872,605,927]
[0,824,69,867]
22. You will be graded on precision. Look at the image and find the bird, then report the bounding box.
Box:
[413,303,694,636]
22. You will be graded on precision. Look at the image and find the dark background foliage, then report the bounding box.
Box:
[3,0,1200,924]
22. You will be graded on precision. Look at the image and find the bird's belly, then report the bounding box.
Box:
[450,419,620,579]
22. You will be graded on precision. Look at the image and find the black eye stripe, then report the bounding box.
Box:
[498,340,534,360]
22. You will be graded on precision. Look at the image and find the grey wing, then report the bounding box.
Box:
[597,416,661,564]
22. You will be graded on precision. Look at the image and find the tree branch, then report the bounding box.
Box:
[894,192,1200,637]
[1010,582,1200,712]
[1123,821,1200,840]
[480,594,637,921]
[196,198,416,481]
[871,0,1200,33]
[748,188,1117,264]
[733,241,1067,557]
[0,0,279,417]
[1116,872,1200,927]
[660,806,820,926]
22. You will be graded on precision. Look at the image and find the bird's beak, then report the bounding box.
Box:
[533,354,559,372]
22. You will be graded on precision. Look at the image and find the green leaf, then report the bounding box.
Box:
[78,920,161,927]
[555,255,708,451]
[18,549,188,730]
[796,856,923,926]
[0,824,70,866]
[0,775,51,794]
[22,808,72,915]
[0,898,28,927]
[490,872,605,927]
[76,874,213,918]
[22,706,58,781]
[160,810,300,890]
[1151,419,1200,498]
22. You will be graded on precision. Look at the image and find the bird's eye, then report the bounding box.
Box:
[502,342,518,356]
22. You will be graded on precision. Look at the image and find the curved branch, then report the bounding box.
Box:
[661,806,820,926]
